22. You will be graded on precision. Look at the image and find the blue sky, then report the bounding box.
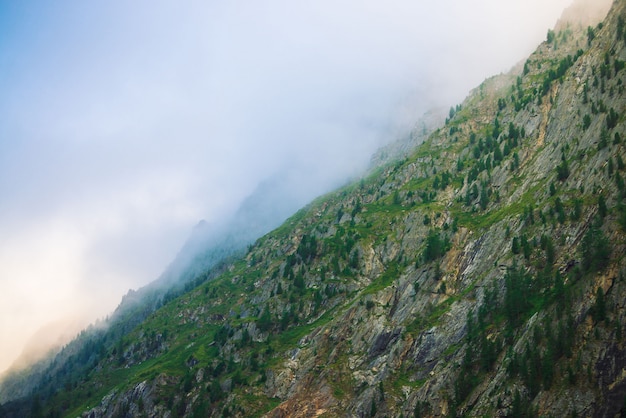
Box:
[0,0,574,372]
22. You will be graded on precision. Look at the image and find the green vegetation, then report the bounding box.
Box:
[581,225,611,273]
[422,229,450,263]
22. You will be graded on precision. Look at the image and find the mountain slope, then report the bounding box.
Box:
[0,159,359,408]
[2,0,626,417]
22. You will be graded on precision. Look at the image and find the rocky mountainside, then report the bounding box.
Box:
[0,157,336,408]
[2,0,626,416]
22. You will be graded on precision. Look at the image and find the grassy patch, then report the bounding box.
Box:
[362,262,402,296]
[452,181,545,231]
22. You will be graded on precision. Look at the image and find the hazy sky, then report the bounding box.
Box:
[0,0,572,373]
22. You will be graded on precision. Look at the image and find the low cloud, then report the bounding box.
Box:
[0,0,573,372]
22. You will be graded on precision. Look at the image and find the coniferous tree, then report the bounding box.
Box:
[598,195,608,219]
[581,227,611,272]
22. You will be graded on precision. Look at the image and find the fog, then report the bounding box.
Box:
[0,0,573,373]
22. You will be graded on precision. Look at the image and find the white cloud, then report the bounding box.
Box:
[0,0,574,372]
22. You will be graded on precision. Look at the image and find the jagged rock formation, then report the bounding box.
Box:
[2,0,626,417]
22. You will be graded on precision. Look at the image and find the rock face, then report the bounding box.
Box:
[2,1,626,417]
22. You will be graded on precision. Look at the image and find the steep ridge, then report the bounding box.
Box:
[0,159,363,407]
[2,0,626,416]
[0,103,432,410]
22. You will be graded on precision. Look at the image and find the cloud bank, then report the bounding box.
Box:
[0,0,572,372]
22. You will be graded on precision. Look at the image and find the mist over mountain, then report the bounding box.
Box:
[0,0,578,375]
[3,0,626,416]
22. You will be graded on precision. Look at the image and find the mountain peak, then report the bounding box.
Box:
[555,0,612,31]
